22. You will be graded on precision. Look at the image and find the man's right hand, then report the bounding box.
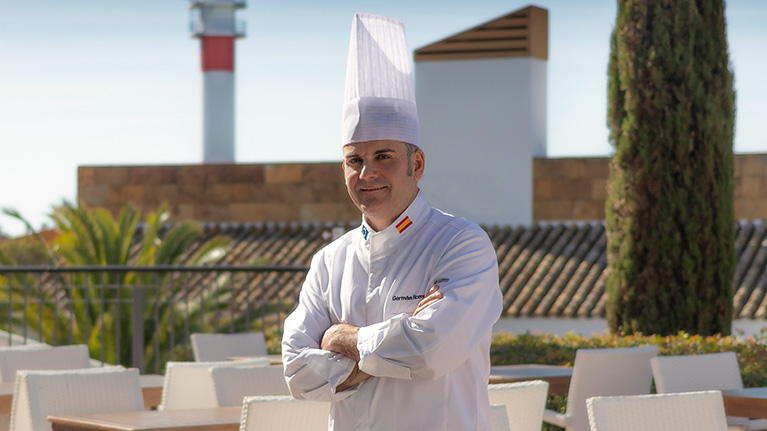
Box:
[336,363,370,392]
[413,285,443,316]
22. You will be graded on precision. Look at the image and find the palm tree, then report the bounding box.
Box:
[1,202,233,370]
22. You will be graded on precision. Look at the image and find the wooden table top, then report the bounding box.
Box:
[722,387,767,419]
[489,364,573,395]
[48,407,241,431]
[0,374,164,414]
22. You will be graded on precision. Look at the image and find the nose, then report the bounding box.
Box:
[359,162,378,180]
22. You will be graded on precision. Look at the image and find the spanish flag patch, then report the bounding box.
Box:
[396,216,413,233]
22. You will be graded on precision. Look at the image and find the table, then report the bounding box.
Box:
[48,407,241,431]
[489,364,573,395]
[722,387,767,419]
[226,354,283,365]
[0,374,164,414]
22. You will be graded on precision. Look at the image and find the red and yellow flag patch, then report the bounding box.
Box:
[396,216,413,233]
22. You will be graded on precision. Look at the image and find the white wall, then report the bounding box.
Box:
[416,57,546,227]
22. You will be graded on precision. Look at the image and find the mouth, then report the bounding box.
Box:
[359,186,387,192]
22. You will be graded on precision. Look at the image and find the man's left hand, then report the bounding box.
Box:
[321,323,370,392]
[321,322,361,362]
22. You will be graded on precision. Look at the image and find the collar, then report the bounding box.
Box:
[359,190,430,241]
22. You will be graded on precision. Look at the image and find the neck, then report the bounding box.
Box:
[364,189,419,232]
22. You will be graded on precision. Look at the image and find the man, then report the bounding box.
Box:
[282,13,503,430]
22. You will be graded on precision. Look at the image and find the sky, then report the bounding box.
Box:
[0,0,765,237]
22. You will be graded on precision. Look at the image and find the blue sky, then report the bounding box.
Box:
[1,0,765,237]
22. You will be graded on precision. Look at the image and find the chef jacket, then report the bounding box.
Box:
[282,191,503,430]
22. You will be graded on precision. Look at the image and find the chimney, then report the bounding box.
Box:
[415,5,548,226]
[189,0,246,163]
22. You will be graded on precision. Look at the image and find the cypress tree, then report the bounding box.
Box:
[605,0,735,335]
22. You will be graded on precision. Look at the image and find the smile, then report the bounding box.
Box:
[360,186,387,192]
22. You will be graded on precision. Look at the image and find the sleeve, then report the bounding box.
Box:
[281,251,359,402]
[356,226,503,380]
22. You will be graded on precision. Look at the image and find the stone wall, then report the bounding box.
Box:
[533,157,609,220]
[78,163,360,224]
[79,154,767,225]
[534,154,767,221]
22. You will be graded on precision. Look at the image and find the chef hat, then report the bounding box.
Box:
[342,13,420,148]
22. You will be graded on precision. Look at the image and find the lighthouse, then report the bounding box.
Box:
[189,0,245,163]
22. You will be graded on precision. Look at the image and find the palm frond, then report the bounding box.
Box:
[117,204,140,264]
[155,223,203,265]
[189,236,230,265]
[93,208,120,264]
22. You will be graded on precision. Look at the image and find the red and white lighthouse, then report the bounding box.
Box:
[190,0,245,163]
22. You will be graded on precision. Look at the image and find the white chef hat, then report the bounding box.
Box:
[342,13,420,148]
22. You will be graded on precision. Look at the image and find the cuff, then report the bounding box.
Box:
[303,352,359,401]
[357,318,412,380]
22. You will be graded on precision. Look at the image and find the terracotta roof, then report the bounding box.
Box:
[176,219,767,320]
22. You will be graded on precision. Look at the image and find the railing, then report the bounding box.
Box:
[0,265,308,374]
[189,0,247,8]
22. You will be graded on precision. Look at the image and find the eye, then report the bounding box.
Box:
[376,153,391,160]
[346,157,362,166]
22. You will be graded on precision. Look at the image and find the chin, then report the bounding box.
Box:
[359,206,388,221]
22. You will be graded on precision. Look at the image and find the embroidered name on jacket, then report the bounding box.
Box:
[391,294,425,301]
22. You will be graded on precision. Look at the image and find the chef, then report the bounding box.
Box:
[282,13,503,431]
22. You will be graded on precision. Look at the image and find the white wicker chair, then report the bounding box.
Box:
[0,340,52,431]
[0,344,49,352]
[651,352,767,431]
[0,347,45,431]
[587,390,729,431]
[542,345,658,431]
[159,358,269,410]
[190,332,267,362]
[0,344,91,383]
[490,404,511,431]
[240,395,330,431]
[210,364,290,407]
[488,380,549,431]
[9,367,144,431]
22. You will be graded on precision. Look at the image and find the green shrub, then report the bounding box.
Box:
[0,237,50,265]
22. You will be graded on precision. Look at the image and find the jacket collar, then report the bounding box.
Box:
[360,190,429,242]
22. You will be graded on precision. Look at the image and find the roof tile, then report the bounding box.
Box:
[162,219,767,320]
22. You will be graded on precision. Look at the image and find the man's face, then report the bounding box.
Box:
[342,140,424,231]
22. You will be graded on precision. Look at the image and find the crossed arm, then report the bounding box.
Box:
[320,285,444,392]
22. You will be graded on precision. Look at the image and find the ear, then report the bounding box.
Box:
[412,149,425,181]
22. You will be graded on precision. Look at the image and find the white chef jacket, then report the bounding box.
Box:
[282,191,503,430]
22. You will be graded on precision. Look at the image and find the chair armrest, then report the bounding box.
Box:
[542,408,567,428]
